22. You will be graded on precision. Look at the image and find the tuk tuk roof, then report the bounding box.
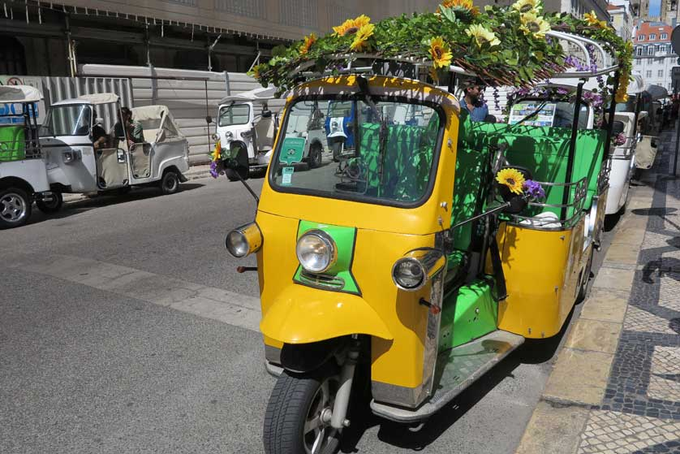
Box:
[0,85,42,103]
[219,86,277,105]
[52,93,120,106]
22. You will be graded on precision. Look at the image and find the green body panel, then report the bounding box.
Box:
[450,145,488,251]
[439,279,498,351]
[463,122,606,216]
[0,125,26,161]
[293,220,361,295]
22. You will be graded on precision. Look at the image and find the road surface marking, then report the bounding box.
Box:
[10,254,261,332]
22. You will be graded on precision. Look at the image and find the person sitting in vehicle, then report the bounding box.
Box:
[113,107,144,147]
[92,116,108,150]
[460,79,489,122]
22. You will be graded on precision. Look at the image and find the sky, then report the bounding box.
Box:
[650,0,661,17]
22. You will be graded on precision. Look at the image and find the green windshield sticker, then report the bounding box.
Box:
[281,167,294,186]
[279,137,305,164]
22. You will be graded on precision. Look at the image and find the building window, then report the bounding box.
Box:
[215,0,266,18]
[656,57,664,63]
[636,46,643,56]
[646,70,652,78]
[280,0,317,27]
[647,46,655,56]
[638,35,645,41]
[661,33,668,39]
[659,70,664,77]
[649,33,656,40]
[659,44,666,53]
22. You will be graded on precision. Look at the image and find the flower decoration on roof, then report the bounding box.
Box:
[512,0,541,14]
[466,24,500,47]
[429,37,453,69]
[209,140,222,179]
[496,168,526,195]
[523,180,546,199]
[584,11,608,29]
[300,33,317,56]
[247,0,632,98]
[520,12,550,39]
[350,24,375,51]
[333,14,371,36]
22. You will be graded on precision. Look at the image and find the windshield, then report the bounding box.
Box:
[270,97,442,206]
[509,99,589,129]
[41,104,92,136]
[328,101,352,117]
[615,96,636,113]
[219,104,250,126]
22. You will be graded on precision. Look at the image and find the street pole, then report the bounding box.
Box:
[670,26,680,175]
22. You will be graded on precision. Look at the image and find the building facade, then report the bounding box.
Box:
[0,0,440,77]
[633,21,676,91]
[608,1,635,41]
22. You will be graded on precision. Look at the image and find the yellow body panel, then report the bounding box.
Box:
[497,219,586,338]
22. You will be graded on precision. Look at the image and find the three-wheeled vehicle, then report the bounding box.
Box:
[0,85,59,229]
[40,94,189,197]
[216,86,329,180]
[222,14,625,454]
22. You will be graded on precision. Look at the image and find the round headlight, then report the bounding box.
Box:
[226,230,250,257]
[296,230,337,273]
[211,133,219,141]
[392,258,425,290]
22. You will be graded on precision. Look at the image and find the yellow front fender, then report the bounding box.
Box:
[260,285,393,344]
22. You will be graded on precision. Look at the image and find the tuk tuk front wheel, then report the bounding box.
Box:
[577,249,594,302]
[160,170,180,195]
[36,192,63,214]
[308,143,323,169]
[264,370,341,454]
[0,188,31,229]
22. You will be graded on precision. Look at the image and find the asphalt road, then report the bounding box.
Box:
[0,173,618,454]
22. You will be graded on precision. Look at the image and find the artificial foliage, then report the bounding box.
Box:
[249,0,632,104]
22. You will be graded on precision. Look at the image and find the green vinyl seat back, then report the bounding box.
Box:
[358,122,436,202]
[0,125,26,162]
[463,122,606,219]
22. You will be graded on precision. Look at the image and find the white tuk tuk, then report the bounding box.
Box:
[215,86,328,180]
[40,94,189,197]
[0,85,59,229]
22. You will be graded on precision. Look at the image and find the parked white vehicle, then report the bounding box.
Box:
[215,87,328,180]
[0,85,59,229]
[40,94,189,197]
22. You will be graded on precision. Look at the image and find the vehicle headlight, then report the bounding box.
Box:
[225,131,234,139]
[392,258,426,290]
[211,133,219,141]
[225,223,263,258]
[296,230,337,273]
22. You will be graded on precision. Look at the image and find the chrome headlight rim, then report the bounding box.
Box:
[391,257,427,291]
[296,229,338,274]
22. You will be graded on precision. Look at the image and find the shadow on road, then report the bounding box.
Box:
[27,183,205,226]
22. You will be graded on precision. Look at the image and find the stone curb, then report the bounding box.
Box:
[62,165,213,203]
[515,184,656,454]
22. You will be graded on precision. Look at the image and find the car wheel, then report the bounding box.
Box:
[160,170,180,195]
[308,144,323,169]
[36,192,63,214]
[0,187,32,229]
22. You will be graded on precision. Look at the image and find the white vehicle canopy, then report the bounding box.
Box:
[0,85,42,103]
[131,105,184,144]
[219,86,277,104]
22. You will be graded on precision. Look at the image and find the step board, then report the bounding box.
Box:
[370,330,525,423]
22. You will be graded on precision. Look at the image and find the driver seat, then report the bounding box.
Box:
[255,116,275,151]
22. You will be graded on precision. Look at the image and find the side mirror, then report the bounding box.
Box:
[651,138,658,149]
[206,116,213,124]
[612,120,625,135]
[638,110,649,120]
[224,142,250,181]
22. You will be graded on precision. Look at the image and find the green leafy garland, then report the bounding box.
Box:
[249,0,632,102]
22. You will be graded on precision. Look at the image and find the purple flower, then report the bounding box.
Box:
[523,180,545,199]
[613,133,627,146]
[210,160,219,179]
[556,88,569,95]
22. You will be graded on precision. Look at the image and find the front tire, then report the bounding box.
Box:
[577,249,594,302]
[36,192,63,214]
[308,143,323,169]
[264,370,341,454]
[0,187,31,229]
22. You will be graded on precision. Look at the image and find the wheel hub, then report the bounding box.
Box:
[1,194,27,223]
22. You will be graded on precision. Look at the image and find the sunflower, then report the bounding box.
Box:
[429,36,453,69]
[211,140,222,162]
[300,33,317,56]
[466,24,500,48]
[438,0,480,16]
[584,11,607,28]
[333,14,371,37]
[350,24,375,51]
[512,0,541,14]
[496,168,526,195]
[520,12,550,39]
[248,65,261,81]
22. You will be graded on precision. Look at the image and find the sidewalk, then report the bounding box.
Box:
[516,130,680,454]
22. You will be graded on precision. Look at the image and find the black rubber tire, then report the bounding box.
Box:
[225,168,241,182]
[0,187,32,229]
[308,143,323,169]
[577,249,594,302]
[36,192,63,214]
[263,371,341,454]
[160,170,180,195]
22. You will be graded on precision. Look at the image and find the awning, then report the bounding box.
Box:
[0,85,42,103]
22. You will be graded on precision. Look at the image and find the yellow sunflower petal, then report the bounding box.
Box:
[496,168,526,194]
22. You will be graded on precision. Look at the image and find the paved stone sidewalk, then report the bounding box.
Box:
[517,130,680,454]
